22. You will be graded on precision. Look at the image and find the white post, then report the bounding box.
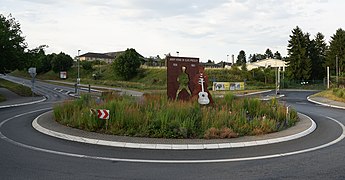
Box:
[275,67,278,95]
[286,105,290,122]
[278,67,280,92]
[327,66,330,89]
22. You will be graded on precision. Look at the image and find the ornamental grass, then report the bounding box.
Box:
[53,93,298,139]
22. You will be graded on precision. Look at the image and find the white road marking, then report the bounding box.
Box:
[32,112,316,150]
[0,109,344,164]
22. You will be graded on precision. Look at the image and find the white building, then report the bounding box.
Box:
[246,58,288,71]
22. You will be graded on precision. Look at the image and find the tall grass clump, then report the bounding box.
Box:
[333,88,345,99]
[53,92,299,139]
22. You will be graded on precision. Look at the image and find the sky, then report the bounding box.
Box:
[1,0,345,62]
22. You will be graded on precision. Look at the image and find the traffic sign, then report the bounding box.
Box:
[97,109,109,120]
[28,67,36,78]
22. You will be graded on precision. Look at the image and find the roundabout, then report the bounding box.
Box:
[1,76,345,179]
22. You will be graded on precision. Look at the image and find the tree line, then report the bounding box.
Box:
[234,26,345,82]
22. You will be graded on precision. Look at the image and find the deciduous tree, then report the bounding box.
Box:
[51,52,73,73]
[112,48,141,80]
[0,14,27,73]
[274,51,282,60]
[265,48,274,59]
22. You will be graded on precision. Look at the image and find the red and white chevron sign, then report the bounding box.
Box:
[97,109,109,120]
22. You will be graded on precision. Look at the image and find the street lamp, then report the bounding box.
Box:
[77,50,81,94]
[336,55,339,87]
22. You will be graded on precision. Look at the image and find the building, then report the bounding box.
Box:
[77,51,125,64]
[246,58,288,71]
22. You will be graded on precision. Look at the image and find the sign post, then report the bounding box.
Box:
[90,109,110,130]
[28,67,37,97]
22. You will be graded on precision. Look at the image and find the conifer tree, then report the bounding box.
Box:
[326,28,345,75]
[286,26,312,81]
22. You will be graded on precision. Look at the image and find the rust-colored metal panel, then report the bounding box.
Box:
[167,56,199,101]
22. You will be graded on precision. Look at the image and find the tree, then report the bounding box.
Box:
[0,14,27,73]
[112,48,141,80]
[255,53,265,61]
[286,26,312,81]
[236,50,246,66]
[251,54,257,62]
[51,52,74,73]
[309,32,327,80]
[81,61,93,71]
[326,28,345,76]
[249,54,258,63]
[25,45,51,74]
[274,51,282,60]
[265,48,274,59]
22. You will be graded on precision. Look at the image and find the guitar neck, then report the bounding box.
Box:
[200,78,205,92]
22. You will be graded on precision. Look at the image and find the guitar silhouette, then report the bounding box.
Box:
[198,75,210,105]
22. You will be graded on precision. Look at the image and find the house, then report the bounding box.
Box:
[246,58,288,71]
[77,51,125,64]
[200,61,232,68]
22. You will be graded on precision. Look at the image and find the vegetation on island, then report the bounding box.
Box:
[54,93,298,139]
[0,79,33,97]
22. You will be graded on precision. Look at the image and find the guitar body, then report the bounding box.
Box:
[198,92,210,105]
[198,76,210,105]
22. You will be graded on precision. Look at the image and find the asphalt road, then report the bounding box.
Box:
[1,76,345,179]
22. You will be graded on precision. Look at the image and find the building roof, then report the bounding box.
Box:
[246,58,287,71]
[104,51,125,58]
[78,52,113,59]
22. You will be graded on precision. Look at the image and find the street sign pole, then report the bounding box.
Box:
[28,67,37,98]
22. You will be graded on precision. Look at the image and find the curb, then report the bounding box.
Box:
[240,89,272,96]
[32,111,316,150]
[0,96,47,109]
[307,96,345,110]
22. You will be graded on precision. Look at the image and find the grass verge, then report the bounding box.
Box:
[0,78,33,97]
[0,94,6,102]
[53,93,298,139]
[312,88,345,103]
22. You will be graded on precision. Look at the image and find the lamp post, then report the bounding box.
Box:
[77,50,81,94]
[336,55,339,87]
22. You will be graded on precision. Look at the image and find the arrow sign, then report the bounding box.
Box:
[97,109,109,120]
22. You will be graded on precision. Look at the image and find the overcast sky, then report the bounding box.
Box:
[1,0,344,62]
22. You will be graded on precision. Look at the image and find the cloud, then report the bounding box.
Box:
[1,0,344,62]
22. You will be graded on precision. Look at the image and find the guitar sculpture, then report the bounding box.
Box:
[198,74,210,105]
